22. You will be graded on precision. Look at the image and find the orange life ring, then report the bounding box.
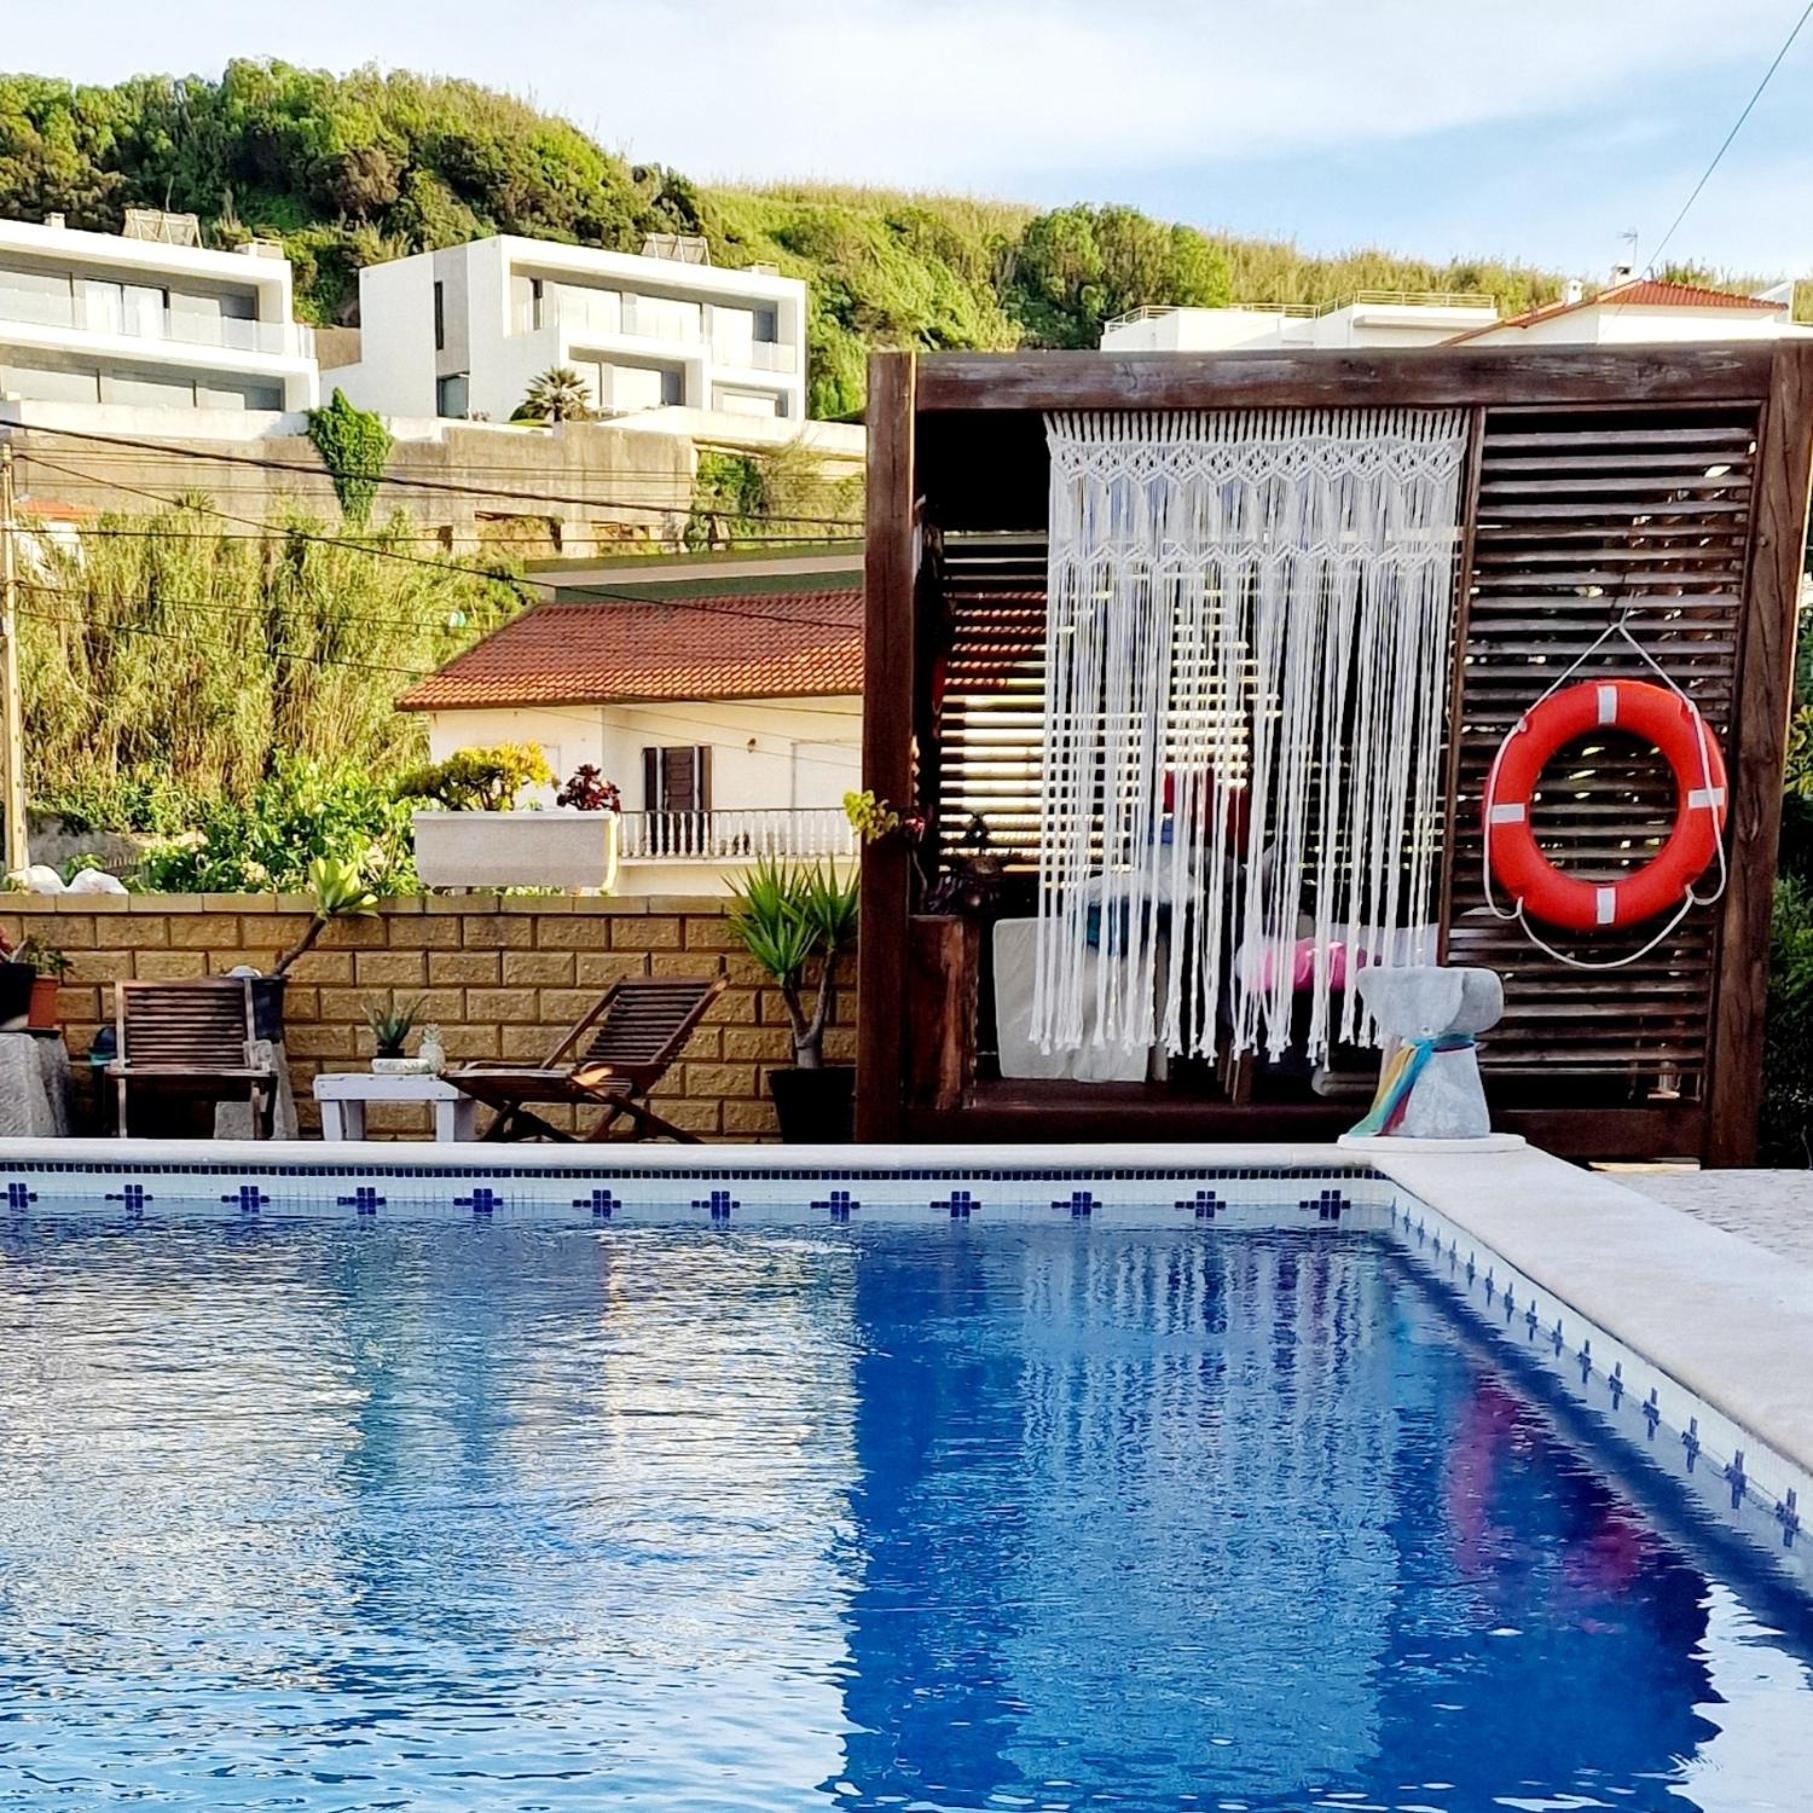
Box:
[1484,679,1727,932]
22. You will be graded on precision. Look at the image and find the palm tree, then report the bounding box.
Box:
[516,367,594,423]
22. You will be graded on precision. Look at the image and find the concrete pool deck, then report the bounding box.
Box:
[1,1134,1809,1508]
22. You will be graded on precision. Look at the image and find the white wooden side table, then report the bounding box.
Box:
[313,1072,478,1142]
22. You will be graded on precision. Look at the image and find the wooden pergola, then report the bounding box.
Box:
[857,343,1813,1164]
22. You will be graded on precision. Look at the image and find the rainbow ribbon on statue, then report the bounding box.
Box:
[1349,1034,1476,1139]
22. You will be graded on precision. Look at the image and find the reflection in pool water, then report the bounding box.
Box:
[0,1217,1807,1810]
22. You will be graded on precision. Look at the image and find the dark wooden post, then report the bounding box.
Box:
[1705,340,1813,1166]
[856,350,918,1142]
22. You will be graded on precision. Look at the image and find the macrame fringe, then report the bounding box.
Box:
[1031,406,1467,1064]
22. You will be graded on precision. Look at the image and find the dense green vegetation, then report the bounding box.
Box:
[0,60,1588,418]
[24,501,520,818]
[304,388,392,525]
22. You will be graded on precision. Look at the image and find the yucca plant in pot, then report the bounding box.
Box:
[727,856,859,1142]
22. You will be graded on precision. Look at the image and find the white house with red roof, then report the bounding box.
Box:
[1443,277,1810,347]
[399,551,862,894]
[1101,277,1809,354]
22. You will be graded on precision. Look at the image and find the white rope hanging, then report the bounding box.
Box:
[1031,406,1469,1063]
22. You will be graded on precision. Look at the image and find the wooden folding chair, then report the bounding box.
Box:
[448,975,726,1142]
[107,978,277,1139]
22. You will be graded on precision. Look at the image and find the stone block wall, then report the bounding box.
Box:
[0,896,854,1140]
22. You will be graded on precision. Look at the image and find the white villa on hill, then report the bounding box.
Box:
[1102,277,1811,353]
[400,550,862,896]
[333,235,808,425]
[0,212,319,413]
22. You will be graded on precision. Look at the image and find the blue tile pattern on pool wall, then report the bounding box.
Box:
[0,1160,1392,1227]
[1384,1193,1813,1601]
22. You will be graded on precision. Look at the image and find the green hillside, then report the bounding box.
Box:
[0,59,1597,416]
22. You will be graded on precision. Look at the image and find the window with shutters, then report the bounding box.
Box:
[641,746,712,854]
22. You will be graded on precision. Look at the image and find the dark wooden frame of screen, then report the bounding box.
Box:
[857,343,1813,1162]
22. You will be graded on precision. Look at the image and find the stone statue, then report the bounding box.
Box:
[1348,966,1504,1141]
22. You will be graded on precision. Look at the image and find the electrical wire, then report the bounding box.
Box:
[15,604,863,760]
[1644,0,1813,276]
[21,455,863,629]
[11,419,865,529]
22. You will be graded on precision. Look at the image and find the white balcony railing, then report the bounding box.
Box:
[617,807,858,863]
[0,290,308,358]
[744,339,797,373]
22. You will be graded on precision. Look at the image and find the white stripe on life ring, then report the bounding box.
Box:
[1597,685,1619,726]
[1596,887,1617,926]
[1488,803,1527,824]
[1687,787,1726,810]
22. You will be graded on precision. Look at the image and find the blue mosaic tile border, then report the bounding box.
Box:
[1384,1191,1813,1601]
[0,1158,1390,1226]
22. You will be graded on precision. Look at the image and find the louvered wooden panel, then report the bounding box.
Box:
[934,534,1049,866]
[1445,405,1759,1086]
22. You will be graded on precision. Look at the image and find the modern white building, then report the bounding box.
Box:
[1102,291,1499,353]
[0,214,318,413]
[1102,279,1812,355]
[336,235,808,425]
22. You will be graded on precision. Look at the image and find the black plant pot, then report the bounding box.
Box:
[0,960,36,1031]
[769,1064,856,1144]
[250,975,288,1043]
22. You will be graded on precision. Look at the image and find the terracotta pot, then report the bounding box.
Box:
[27,973,60,1030]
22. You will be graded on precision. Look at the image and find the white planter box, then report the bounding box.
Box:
[412,810,619,891]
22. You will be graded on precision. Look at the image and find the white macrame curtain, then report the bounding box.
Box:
[1031,406,1468,1063]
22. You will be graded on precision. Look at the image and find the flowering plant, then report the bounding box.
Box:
[557,765,622,813]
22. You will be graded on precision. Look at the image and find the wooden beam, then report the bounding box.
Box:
[1436,405,1488,961]
[915,343,1776,414]
[856,350,918,1142]
[1704,339,1813,1167]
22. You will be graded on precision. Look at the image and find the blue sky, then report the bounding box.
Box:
[7,0,1813,280]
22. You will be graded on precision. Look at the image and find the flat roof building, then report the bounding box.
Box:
[335,235,807,426]
[0,214,318,414]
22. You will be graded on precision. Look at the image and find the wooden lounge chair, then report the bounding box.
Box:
[108,978,277,1139]
[449,975,726,1142]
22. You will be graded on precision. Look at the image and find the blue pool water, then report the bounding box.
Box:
[1,1216,1810,1811]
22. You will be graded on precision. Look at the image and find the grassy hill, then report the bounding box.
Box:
[0,59,1651,417]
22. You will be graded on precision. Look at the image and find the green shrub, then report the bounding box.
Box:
[1761,875,1813,1166]
[305,387,393,525]
[137,754,417,895]
[394,744,552,812]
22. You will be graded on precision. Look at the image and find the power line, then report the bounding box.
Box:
[11,420,866,529]
[1645,0,1813,276]
[15,605,434,678]
[22,455,863,627]
[17,606,865,756]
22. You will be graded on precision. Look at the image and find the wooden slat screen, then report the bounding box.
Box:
[1444,404,1760,1089]
[934,534,1049,866]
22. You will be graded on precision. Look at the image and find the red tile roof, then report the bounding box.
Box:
[1447,278,1786,343]
[399,588,864,710]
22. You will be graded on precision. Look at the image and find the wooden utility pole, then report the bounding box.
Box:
[0,438,30,878]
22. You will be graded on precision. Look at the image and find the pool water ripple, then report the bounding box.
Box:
[0,1218,1809,1810]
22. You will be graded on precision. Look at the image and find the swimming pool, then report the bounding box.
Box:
[1,1200,1809,1810]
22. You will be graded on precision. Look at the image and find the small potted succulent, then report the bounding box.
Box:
[15,936,74,1030]
[404,746,619,890]
[726,856,859,1142]
[364,995,427,1074]
[239,856,381,1042]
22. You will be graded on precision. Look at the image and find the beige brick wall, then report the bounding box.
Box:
[0,896,855,1140]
